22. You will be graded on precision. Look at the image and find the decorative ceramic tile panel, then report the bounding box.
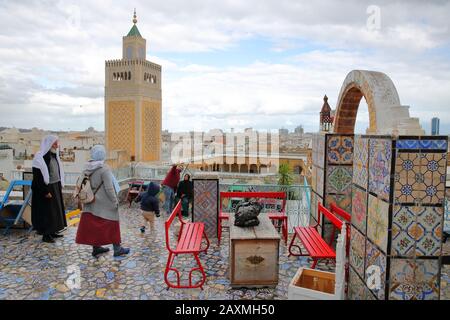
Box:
[351,186,367,234]
[391,206,416,257]
[368,138,392,202]
[420,153,447,205]
[193,179,219,239]
[353,136,369,188]
[389,258,440,300]
[396,139,447,150]
[365,239,387,300]
[327,135,353,165]
[348,267,365,300]
[367,195,389,253]
[326,166,353,195]
[392,205,443,257]
[350,227,366,278]
[325,194,352,214]
[416,206,443,256]
[394,152,424,204]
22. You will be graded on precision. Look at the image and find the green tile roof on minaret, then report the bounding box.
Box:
[126,9,142,37]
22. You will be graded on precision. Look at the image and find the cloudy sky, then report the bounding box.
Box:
[0,0,449,134]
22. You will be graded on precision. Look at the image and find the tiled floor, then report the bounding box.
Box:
[0,205,333,300]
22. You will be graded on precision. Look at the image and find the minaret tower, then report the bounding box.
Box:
[105,9,162,162]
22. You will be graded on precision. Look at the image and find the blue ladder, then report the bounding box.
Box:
[0,180,33,235]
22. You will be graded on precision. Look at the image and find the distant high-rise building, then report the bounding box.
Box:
[279,128,289,136]
[105,10,162,162]
[294,125,304,135]
[431,117,440,135]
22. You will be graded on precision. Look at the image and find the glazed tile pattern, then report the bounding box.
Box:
[420,153,446,205]
[327,135,353,165]
[394,152,423,204]
[325,194,352,214]
[351,186,367,234]
[326,166,352,195]
[394,152,446,205]
[349,227,366,278]
[193,179,219,239]
[391,206,443,257]
[396,139,448,150]
[352,136,369,188]
[0,204,334,300]
[368,138,392,202]
[365,239,387,300]
[348,267,376,300]
[367,195,389,254]
[389,258,440,300]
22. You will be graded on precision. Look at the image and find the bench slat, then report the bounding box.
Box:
[295,226,335,259]
[175,222,204,253]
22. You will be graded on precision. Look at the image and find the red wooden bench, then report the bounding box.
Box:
[288,202,348,268]
[219,191,287,245]
[164,200,210,289]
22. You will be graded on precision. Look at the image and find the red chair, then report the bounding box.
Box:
[126,180,144,207]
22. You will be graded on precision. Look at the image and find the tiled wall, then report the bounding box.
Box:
[347,135,448,300]
[311,133,353,237]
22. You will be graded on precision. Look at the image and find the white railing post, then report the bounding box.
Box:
[334,222,347,299]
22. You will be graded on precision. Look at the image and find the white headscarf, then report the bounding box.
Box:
[32,135,65,186]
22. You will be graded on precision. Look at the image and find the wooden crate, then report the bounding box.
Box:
[229,214,280,288]
[288,267,337,300]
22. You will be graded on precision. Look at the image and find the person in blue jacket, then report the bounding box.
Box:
[135,182,160,233]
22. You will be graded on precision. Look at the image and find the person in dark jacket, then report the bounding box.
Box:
[31,135,67,243]
[177,174,193,217]
[135,182,160,233]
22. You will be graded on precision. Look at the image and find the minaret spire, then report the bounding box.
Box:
[133,8,137,24]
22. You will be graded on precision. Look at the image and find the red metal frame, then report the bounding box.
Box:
[164,200,210,289]
[288,202,347,269]
[218,191,288,244]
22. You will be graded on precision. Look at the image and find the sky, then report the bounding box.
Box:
[0,0,449,134]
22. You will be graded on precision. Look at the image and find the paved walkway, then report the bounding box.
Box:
[0,205,332,300]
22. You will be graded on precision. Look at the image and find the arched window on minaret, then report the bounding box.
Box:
[128,71,131,80]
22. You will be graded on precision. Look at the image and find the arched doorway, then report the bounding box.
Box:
[333,70,424,135]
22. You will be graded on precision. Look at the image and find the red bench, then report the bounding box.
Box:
[164,200,210,289]
[219,191,287,244]
[288,202,348,268]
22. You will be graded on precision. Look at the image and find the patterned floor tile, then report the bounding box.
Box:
[389,258,440,300]
[351,186,367,234]
[368,138,392,202]
[367,195,389,254]
[365,239,387,300]
[327,135,353,165]
[349,227,366,278]
[326,166,353,195]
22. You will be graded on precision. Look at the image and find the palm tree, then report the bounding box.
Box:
[278,163,293,186]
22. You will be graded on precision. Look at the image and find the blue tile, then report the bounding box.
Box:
[396,140,419,149]
[419,140,447,150]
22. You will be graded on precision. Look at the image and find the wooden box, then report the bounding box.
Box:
[288,267,337,300]
[229,214,280,288]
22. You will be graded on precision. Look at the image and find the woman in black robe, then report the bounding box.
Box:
[31,135,67,243]
[176,174,193,217]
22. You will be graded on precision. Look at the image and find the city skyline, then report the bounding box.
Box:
[0,1,449,134]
